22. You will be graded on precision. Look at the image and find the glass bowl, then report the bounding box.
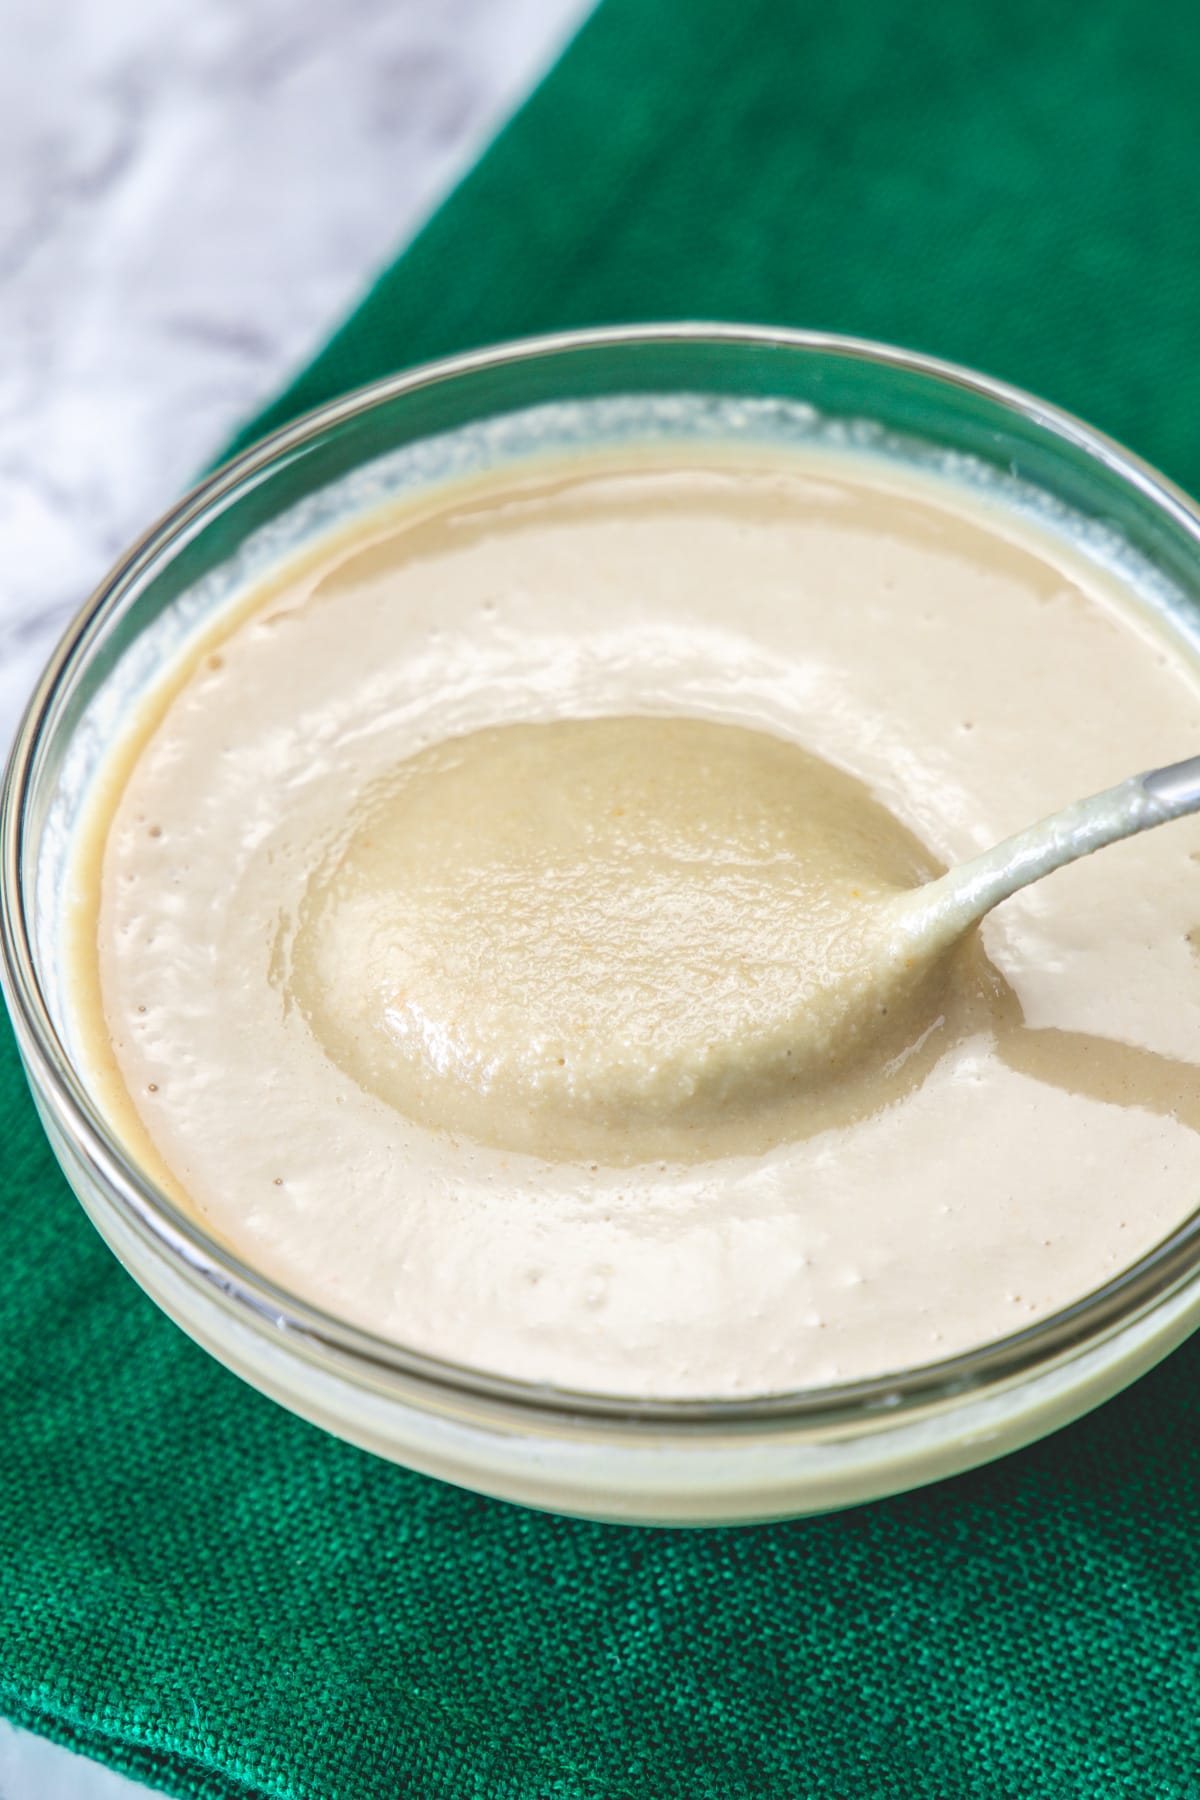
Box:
[6,323,1200,1528]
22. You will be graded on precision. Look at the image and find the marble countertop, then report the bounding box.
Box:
[1,0,586,750]
[0,0,587,1791]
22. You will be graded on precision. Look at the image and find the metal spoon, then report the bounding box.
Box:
[888,752,1200,958]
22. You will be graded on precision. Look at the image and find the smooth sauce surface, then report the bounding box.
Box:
[72,448,1200,1397]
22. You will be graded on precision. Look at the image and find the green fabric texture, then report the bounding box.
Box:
[5,0,1200,1794]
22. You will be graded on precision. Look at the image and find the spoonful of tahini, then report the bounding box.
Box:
[289,717,1200,1161]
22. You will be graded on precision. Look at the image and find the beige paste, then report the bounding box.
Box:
[68,447,1200,1397]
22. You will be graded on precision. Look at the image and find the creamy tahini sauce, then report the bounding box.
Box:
[292,714,994,1162]
[69,448,1200,1397]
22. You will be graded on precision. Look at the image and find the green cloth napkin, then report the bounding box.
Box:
[6,1,1200,1794]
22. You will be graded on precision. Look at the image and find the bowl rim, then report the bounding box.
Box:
[7,318,1200,1431]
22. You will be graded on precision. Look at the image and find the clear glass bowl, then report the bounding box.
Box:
[6,324,1200,1528]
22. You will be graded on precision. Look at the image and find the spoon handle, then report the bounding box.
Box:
[901,752,1200,948]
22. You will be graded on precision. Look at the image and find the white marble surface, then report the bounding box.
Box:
[0,1720,152,1800]
[1,0,588,751]
[0,1,588,1792]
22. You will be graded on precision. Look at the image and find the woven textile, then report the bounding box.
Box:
[5,0,1200,1793]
